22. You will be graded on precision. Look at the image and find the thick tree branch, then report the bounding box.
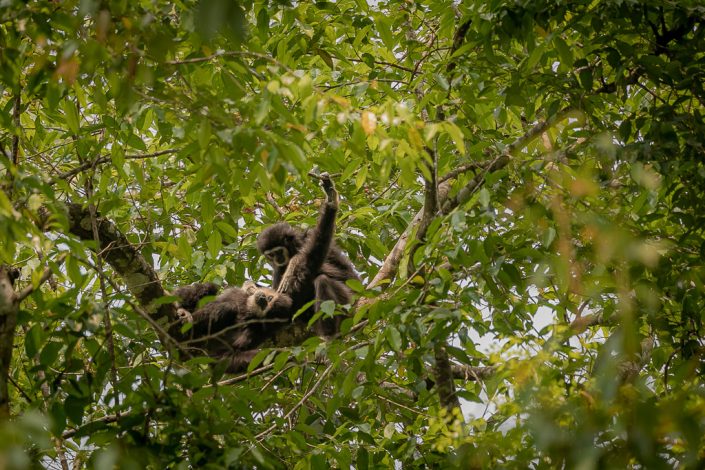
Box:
[451,364,495,382]
[369,110,573,290]
[0,266,19,418]
[433,344,462,413]
[366,181,452,290]
[50,203,180,340]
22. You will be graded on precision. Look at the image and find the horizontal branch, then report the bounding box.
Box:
[346,57,415,73]
[438,161,484,182]
[50,149,179,185]
[62,414,120,439]
[166,51,292,73]
[451,364,495,381]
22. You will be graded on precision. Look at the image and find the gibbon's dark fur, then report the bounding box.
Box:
[257,174,359,336]
[173,282,293,368]
[173,282,219,313]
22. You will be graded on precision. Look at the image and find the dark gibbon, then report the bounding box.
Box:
[173,281,219,315]
[256,173,359,336]
[173,281,293,360]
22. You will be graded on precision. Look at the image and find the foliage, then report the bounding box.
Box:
[1,0,705,467]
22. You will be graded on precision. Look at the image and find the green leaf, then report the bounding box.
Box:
[207,230,222,258]
[273,351,290,372]
[62,100,80,134]
[478,188,490,208]
[375,16,394,50]
[385,326,402,352]
[24,324,42,359]
[216,221,238,239]
[64,396,87,425]
[554,36,573,67]
[247,349,273,372]
[39,341,63,366]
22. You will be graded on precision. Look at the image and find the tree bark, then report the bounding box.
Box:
[0,266,20,418]
[61,203,179,334]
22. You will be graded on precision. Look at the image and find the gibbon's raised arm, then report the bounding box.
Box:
[277,173,338,294]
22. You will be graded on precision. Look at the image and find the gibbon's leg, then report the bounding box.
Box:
[224,349,260,373]
[313,274,350,337]
[173,282,219,313]
[277,173,338,295]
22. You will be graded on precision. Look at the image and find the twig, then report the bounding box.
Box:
[368,173,400,204]
[16,254,67,302]
[167,50,293,73]
[83,138,121,413]
[6,374,32,404]
[214,363,276,386]
[438,161,483,182]
[62,414,121,439]
[266,193,286,217]
[345,57,415,73]
[11,92,20,166]
[255,362,334,440]
[35,352,70,470]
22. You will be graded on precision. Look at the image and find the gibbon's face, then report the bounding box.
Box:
[254,290,274,309]
[248,288,277,317]
[264,246,290,267]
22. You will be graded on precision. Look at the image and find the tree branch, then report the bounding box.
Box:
[62,414,121,439]
[11,92,20,167]
[366,181,452,290]
[166,50,293,73]
[16,255,66,302]
[433,343,462,414]
[255,362,335,440]
[50,149,179,185]
[45,203,180,341]
[0,266,19,418]
[84,159,121,411]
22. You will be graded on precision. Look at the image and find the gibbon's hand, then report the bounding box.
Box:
[319,172,336,202]
[277,253,304,294]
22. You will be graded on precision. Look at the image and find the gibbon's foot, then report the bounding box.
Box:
[176,308,193,323]
[242,280,259,296]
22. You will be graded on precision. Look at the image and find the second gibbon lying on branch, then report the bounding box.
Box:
[173,281,293,359]
[257,173,359,336]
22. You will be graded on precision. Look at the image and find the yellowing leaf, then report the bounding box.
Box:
[443,122,466,155]
[361,111,377,135]
[407,127,424,149]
